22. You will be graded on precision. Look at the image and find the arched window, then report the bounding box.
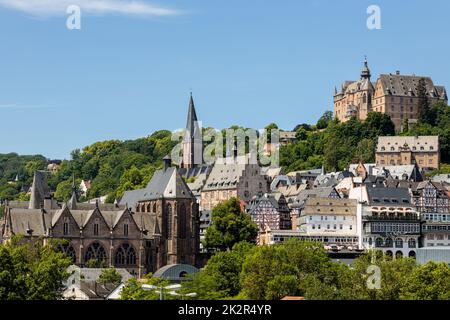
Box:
[146,203,151,213]
[375,238,383,247]
[59,243,76,263]
[84,242,107,263]
[179,204,187,239]
[115,243,137,266]
[165,203,173,238]
[395,238,403,248]
[408,251,416,258]
[385,238,393,247]
[153,203,157,213]
[408,238,416,248]
[395,251,403,259]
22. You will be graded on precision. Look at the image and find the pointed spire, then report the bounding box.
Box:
[186,92,198,136]
[361,55,371,80]
[28,171,50,209]
[334,86,337,95]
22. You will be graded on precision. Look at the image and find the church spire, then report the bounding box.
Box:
[186,92,198,137]
[182,92,203,169]
[361,55,371,80]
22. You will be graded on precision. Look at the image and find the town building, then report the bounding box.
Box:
[246,193,292,240]
[372,72,447,130]
[200,154,269,211]
[375,136,440,170]
[296,198,360,248]
[411,181,450,247]
[360,186,420,258]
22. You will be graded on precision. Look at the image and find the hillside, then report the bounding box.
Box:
[1,102,449,208]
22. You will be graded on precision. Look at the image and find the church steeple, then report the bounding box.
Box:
[182,93,203,169]
[361,56,371,80]
[186,92,198,136]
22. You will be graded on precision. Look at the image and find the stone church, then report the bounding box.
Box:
[1,95,206,277]
[2,161,200,278]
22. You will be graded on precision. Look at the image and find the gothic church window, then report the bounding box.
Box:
[165,203,173,238]
[115,243,137,266]
[84,242,107,263]
[179,204,187,239]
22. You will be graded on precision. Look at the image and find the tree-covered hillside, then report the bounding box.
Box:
[0,130,177,205]
[1,102,449,206]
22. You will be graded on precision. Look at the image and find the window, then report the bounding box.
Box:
[115,243,137,266]
[340,224,343,230]
[93,219,99,236]
[84,242,107,264]
[123,223,129,236]
[63,217,69,235]
[349,225,353,230]
[179,204,187,239]
[165,203,173,238]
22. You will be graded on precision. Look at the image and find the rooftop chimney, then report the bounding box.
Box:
[396,70,400,75]
[163,155,172,171]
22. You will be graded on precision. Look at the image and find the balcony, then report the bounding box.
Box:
[363,215,420,222]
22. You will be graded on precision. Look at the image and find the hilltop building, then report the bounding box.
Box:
[375,136,440,170]
[334,58,447,130]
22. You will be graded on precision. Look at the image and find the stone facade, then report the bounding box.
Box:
[334,59,447,131]
[200,154,269,211]
[375,136,440,170]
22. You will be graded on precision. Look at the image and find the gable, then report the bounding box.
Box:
[83,208,111,236]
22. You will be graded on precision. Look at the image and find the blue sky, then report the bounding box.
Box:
[0,0,449,159]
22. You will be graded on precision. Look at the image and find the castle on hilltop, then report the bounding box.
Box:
[333,58,447,130]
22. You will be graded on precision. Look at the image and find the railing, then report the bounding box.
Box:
[363,215,420,221]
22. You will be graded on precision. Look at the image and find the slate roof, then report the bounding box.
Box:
[291,187,339,208]
[366,186,412,207]
[120,166,195,208]
[376,136,439,153]
[202,155,258,191]
[29,171,51,209]
[5,207,155,239]
[378,74,447,99]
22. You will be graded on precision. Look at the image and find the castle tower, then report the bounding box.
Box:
[181,93,203,169]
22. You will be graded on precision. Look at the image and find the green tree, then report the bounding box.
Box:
[402,118,409,133]
[0,237,71,300]
[98,268,122,286]
[203,198,258,251]
[316,111,333,129]
[184,242,254,299]
[417,78,436,125]
[400,261,450,300]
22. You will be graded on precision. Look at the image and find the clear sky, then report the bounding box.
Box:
[0,0,449,159]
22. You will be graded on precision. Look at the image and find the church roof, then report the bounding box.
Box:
[120,166,195,208]
[29,171,51,209]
